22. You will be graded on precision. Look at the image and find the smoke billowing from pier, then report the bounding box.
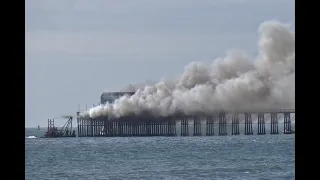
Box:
[82,20,295,119]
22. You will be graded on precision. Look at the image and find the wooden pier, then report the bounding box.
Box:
[77,109,295,137]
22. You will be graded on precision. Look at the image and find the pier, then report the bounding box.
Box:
[76,109,295,137]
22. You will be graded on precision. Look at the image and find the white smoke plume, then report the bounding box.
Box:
[119,79,157,92]
[82,20,295,119]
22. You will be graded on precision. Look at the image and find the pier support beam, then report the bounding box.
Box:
[77,118,81,137]
[163,119,166,136]
[77,118,80,137]
[146,119,150,136]
[164,118,168,136]
[117,120,122,137]
[143,120,147,136]
[127,119,131,137]
[168,117,177,136]
[152,119,155,136]
[141,120,145,136]
[284,113,292,134]
[193,116,202,136]
[80,119,83,137]
[158,120,161,136]
[86,119,89,136]
[90,120,93,137]
[81,119,84,137]
[232,113,240,135]
[95,119,97,136]
[130,120,134,137]
[181,117,189,136]
[245,113,253,135]
[131,119,135,137]
[87,119,89,136]
[124,120,128,137]
[87,119,90,136]
[109,120,114,137]
[92,119,98,136]
[103,118,107,137]
[270,113,279,134]
[138,119,142,136]
[92,119,95,136]
[95,119,98,136]
[206,115,215,136]
[219,112,227,136]
[78,118,81,137]
[83,119,86,136]
[127,120,131,137]
[166,118,170,136]
[257,113,266,135]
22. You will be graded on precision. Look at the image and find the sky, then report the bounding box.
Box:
[25,0,294,127]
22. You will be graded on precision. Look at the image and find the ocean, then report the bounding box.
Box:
[25,128,294,180]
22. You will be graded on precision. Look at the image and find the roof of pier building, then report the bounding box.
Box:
[100,91,135,104]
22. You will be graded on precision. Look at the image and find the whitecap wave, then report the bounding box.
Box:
[25,136,37,139]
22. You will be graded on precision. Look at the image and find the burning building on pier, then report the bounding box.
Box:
[76,20,295,137]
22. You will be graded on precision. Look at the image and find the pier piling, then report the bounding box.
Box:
[232,113,240,135]
[206,115,215,136]
[219,112,227,136]
[284,113,292,134]
[244,113,253,135]
[181,117,189,136]
[270,113,279,134]
[193,116,202,136]
[257,113,266,135]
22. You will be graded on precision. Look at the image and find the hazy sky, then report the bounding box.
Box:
[25,0,294,127]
